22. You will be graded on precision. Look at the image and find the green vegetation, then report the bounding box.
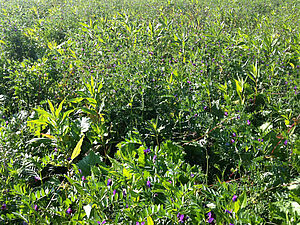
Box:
[0,0,299,224]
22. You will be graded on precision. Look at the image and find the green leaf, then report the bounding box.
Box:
[55,99,65,118]
[34,108,53,119]
[62,109,75,122]
[233,200,240,213]
[241,192,247,209]
[71,135,85,160]
[68,97,85,103]
[77,151,102,176]
[123,167,133,180]
[48,100,55,117]
[235,79,242,98]
[137,146,145,167]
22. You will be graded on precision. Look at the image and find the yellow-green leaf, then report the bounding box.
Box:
[41,133,55,139]
[48,100,55,117]
[147,216,154,225]
[71,135,85,160]
[235,79,242,94]
[123,167,132,179]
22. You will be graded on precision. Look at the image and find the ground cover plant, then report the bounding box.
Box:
[0,0,299,224]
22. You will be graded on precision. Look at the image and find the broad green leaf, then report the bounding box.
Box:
[34,108,53,119]
[80,107,98,116]
[68,97,85,103]
[27,119,47,125]
[55,99,65,118]
[62,109,75,122]
[71,135,85,160]
[235,79,242,94]
[77,151,102,176]
[86,98,97,105]
[241,192,247,209]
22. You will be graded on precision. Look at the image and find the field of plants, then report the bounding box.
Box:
[0,0,299,224]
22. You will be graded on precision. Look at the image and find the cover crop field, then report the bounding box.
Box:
[0,0,299,224]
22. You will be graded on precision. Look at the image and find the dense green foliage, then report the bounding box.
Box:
[0,0,299,224]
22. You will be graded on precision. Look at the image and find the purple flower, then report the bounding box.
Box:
[5,121,8,125]
[179,214,185,223]
[1,203,6,210]
[67,157,71,161]
[231,139,235,144]
[54,148,58,152]
[107,178,112,186]
[78,169,82,173]
[230,223,234,225]
[177,213,185,223]
[191,173,195,177]
[153,155,157,163]
[66,208,72,214]
[232,195,238,202]
[294,86,297,90]
[207,211,212,218]
[123,190,127,197]
[97,221,106,225]
[224,111,228,116]
[113,189,116,196]
[258,138,261,142]
[136,223,140,225]
[247,120,251,125]
[141,222,145,225]
[147,180,151,188]
[204,106,208,110]
[232,133,236,137]
[284,140,288,145]
[34,176,41,182]
[34,204,38,211]
[144,148,151,154]
[81,176,86,181]
[225,209,232,214]
[207,211,214,224]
